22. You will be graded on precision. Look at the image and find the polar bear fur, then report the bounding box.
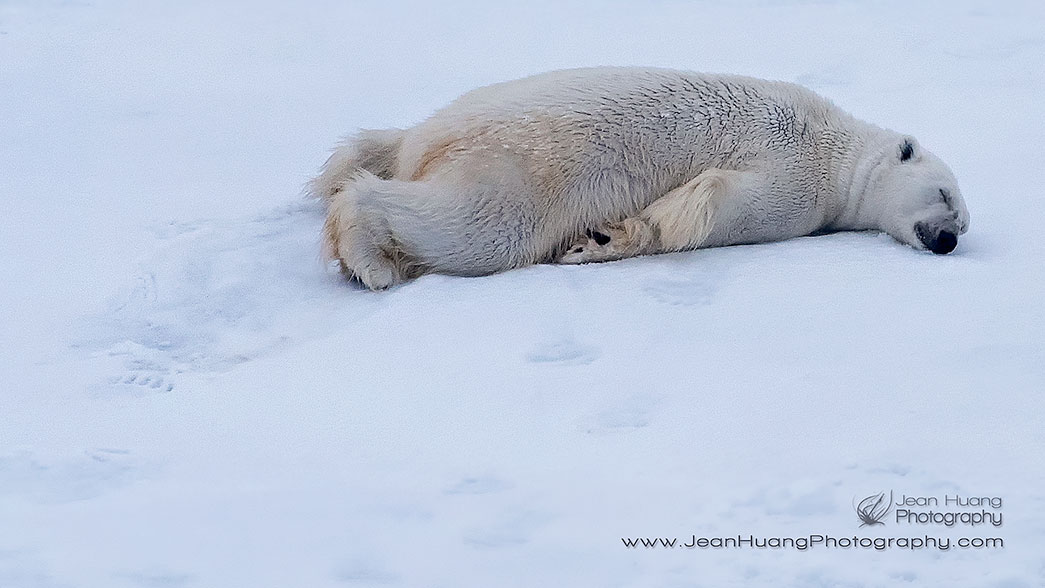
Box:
[313,67,969,289]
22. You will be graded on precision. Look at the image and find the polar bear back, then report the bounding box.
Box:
[395,67,858,222]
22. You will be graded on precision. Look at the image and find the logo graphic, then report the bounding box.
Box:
[854,491,893,527]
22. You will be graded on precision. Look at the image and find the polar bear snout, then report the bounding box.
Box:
[914,221,959,255]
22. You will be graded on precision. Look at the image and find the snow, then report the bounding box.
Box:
[2,0,1044,586]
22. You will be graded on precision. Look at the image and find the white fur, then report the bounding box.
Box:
[641,169,728,251]
[313,67,969,289]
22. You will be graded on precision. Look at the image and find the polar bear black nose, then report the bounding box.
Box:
[914,222,958,254]
[930,230,958,254]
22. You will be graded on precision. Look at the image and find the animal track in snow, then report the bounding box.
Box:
[76,201,379,391]
[444,476,512,495]
[0,448,149,504]
[108,371,175,394]
[642,276,717,306]
[525,338,600,366]
[462,509,550,549]
[115,569,197,588]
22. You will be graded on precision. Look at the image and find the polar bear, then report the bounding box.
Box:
[313,67,969,289]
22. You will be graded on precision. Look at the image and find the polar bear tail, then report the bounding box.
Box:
[309,128,405,202]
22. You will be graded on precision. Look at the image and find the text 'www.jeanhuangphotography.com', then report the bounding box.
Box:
[621,535,1003,551]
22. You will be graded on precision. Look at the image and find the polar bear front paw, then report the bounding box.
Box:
[559,229,618,264]
[558,219,656,264]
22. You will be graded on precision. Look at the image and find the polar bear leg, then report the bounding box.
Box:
[323,173,404,289]
[559,168,739,264]
[324,171,537,289]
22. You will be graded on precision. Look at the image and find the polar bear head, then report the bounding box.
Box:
[865,137,970,254]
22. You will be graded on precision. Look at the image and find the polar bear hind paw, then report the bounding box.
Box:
[324,183,403,290]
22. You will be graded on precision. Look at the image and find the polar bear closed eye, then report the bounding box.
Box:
[312,67,970,289]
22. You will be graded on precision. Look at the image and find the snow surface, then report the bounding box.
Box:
[2,1,1044,586]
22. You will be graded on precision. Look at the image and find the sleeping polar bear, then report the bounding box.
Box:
[313,67,969,289]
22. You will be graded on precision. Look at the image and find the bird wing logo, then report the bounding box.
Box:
[854,491,893,527]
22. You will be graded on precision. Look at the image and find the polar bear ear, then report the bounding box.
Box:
[899,138,916,162]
